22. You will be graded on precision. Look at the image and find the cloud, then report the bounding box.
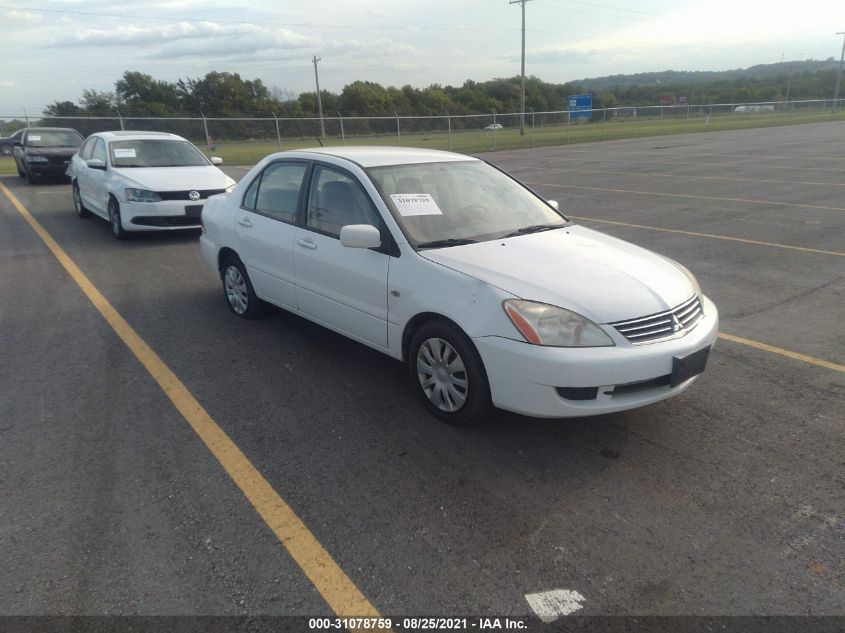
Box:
[325,38,416,59]
[3,10,43,25]
[525,48,603,64]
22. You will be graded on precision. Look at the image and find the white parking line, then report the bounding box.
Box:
[524,590,586,622]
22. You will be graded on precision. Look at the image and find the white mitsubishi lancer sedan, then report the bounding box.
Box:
[199,147,718,426]
[67,131,236,239]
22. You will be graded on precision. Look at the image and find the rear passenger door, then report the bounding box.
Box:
[234,161,308,310]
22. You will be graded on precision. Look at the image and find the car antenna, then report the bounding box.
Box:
[315,136,324,147]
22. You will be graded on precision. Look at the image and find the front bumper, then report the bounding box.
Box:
[474,295,719,418]
[121,199,203,231]
[28,160,71,177]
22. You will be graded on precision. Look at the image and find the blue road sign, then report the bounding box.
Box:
[568,94,592,120]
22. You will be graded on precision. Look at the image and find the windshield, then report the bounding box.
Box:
[368,160,566,246]
[109,139,209,168]
[25,130,83,148]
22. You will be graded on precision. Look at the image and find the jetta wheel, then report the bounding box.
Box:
[108,197,128,240]
[73,183,91,218]
[221,256,266,319]
[409,320,492,426]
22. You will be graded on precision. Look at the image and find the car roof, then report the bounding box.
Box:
[286,146,479,168]
[92,131,187,141]
[24,127,82,133]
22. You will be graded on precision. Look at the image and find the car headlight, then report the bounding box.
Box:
[125,188,162,202]
[26,155,48,163]
[503,300,615,347]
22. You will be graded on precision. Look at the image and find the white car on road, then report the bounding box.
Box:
[200,147,718,425]
[67,131,236,239]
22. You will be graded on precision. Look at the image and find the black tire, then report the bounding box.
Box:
[220,255,267,319]
[73,182,91,218]
[17,165,25,178]
[408,319,493,426]
[26,168,38,184]
[108,197,128,240]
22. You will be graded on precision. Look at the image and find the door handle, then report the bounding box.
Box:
[237,216,253,228]
[296,238,317,250]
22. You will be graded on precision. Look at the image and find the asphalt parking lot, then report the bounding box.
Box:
[1,122,843,627]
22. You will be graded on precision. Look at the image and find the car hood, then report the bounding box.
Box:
[418,224,695,323]
[112,166,233,192]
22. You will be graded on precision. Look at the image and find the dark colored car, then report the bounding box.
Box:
[13,127,85,183]
[0,129,24,156]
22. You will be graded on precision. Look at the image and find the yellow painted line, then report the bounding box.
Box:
[525,181,845,212]
[718,333,845,373]
[536,166,845,188]
[511,154,845,174]
[568,215,845,257]
[0,181,382,619]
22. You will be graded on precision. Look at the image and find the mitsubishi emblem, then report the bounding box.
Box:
[671,314,683,332]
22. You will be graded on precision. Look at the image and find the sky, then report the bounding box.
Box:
[1,0,844,116]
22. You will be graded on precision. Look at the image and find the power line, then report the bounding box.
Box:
[0,5,516,32]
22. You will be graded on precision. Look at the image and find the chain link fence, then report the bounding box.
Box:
[2,99,844,163]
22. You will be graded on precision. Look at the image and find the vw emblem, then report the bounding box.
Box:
[188,190,201,201]
[671,314,683,332]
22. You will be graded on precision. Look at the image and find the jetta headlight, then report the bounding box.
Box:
[125,188,162,202]
[504,300,614,347]
[26,155,48,163]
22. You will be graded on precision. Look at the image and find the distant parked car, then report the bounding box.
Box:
[0,129,24,156]
[66,130,236,239]
[484,123,503,130]
[733,105,775,113]
[13,127,84,183]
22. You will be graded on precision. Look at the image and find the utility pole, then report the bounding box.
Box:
[312,55,326,137]
[510,0,533,136]
[834,32,845,110]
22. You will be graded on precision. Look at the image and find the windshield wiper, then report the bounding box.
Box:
[416,238,478,249]
[501,223,564,238]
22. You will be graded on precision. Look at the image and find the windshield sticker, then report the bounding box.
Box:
[28,135,41,142]
[113,148,137,158]
[391,193,443,217]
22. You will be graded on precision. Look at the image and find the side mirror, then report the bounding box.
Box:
[13,141,22,147]
[86,159,106,170]
[547,200,559,211]
[340,224,381,249]
[210,156,223,166]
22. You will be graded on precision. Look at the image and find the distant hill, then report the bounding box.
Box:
[576,59,840,91]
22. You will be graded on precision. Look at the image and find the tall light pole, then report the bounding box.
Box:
[834,32,845,110]
[312,55,326,137]
[510,0,533,136]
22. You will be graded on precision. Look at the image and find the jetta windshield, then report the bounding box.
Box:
[368,160,566,247]
[109,140,209,168]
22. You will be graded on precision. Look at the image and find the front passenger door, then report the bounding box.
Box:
[294,165,390,349]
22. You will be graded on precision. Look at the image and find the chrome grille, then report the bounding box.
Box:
[156,189,225,201]
[610,295,703,344]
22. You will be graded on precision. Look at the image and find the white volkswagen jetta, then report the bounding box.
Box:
[67,131,236,239]
[200,147,718,425]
